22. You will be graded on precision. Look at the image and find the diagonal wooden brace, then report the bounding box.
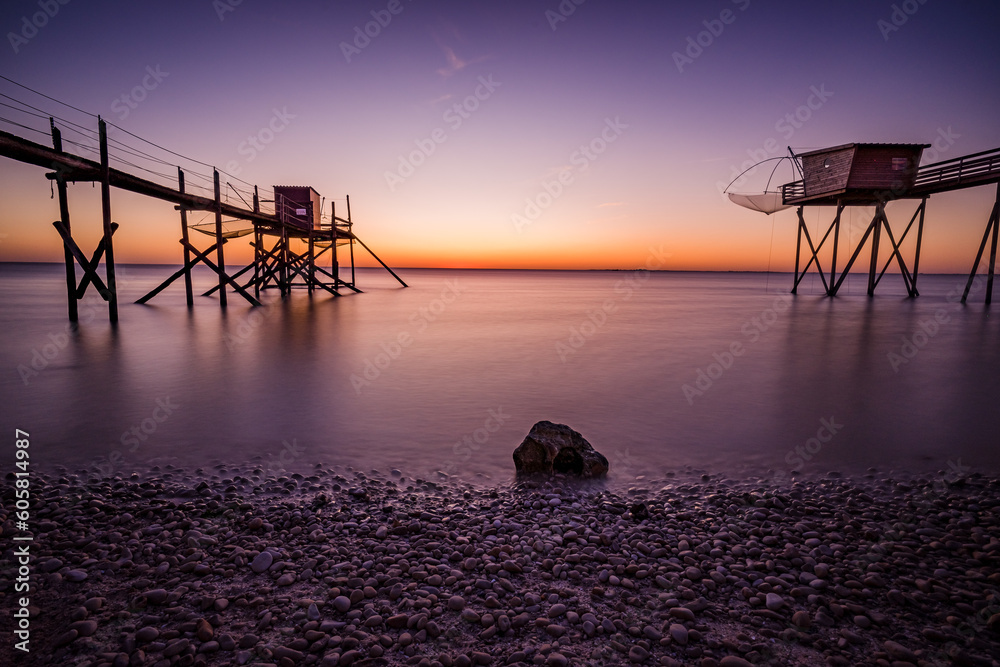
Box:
[183,239,261,306]
[136,239,221,304]
[52,220,118,301]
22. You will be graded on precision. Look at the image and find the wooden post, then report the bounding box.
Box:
[253,186,261,298]
[98,118,118,323]
[911,198,927,297]
[308,229,315,293]
[50,119,77,322]
[828,202,843,296]
[867,203,883,296]
[347,195,356,287]
[178,168,194,307]
[987,184,1000,304]
[213,169,227,308]
[792,207,803,294]
[331,200,339,289]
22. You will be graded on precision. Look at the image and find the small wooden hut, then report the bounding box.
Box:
[789,143,929,204]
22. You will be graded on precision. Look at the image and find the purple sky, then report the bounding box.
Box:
[1,0,999,270]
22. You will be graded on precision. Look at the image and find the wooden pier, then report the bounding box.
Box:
[781,143,1000,303]
[0,117,405,323]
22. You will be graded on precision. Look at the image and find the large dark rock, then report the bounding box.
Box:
[512,421,608,478]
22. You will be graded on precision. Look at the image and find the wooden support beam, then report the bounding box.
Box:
[179,169,193,307]
[792,207,804,294]
[791,217,829,295]
[867,203,884,297]
[137,240,222,304]
[52,220,118,300]
[912,198,927,295]
[203,256,256,296]
[828,202,844,294]
[964,182,1000,304]
[331,201,339,287]
[987,202,999,305]
[213,169,227,308]
[50,120,78,322]
[348,195,356,287]
[181,239,260,306]
[353,234,408,287]
[830,212,878,296]
[872,213,915,296]
[74,224,120,299]
[98,118,118,323]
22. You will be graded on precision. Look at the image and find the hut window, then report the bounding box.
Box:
[295,208,307,216]
[823,158,832,168]
[892,157,908,170]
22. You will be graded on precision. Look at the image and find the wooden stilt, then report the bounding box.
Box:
[253,187,261,298]
[308,231,315,294]
[792,207,803,294]
[331,201,339,288]
[830,213,877,296]
[50,120,77,322]
[910,199,926,296]
[213,169,227,308]
[867,203,883,296]
[98,118,118,323]
[828,202,843,296]
[347,195,356,287]
[178,169,194,307]
[962,183,1000,303]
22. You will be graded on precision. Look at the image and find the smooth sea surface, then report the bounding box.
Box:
[2,263,998,486]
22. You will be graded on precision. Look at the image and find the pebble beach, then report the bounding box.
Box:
[3,464,1000,667]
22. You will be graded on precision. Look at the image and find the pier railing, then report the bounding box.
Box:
[911,147,1000,194]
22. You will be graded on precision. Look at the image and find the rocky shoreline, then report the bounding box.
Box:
[3,464,999,667]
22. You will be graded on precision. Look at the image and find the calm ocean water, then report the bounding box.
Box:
[2,263,998,485]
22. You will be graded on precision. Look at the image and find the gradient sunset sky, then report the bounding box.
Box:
[1,0,999,271]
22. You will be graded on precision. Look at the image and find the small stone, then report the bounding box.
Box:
[196,618,213,642]
[40,558,63,573]
[308,603,320,621]
[375,525,388,539]
[545,623,566,637]
[136,627,159,643]
[251,551,273,573]
[628,645,650,663]
[883,640,918,663]
[339,649,362,665]
[448,596,466,611]
[276,573,295,586]
[143,589,168,605]
[163,638,190,657]
[273,646,306,662]
[65,570,88,582]
[719,658,753,667]
[669,607,695,622]
[669,623,688,645]
[548,603,567,618]
[333,596,351,613]
[69,620,98,637]
[54,629,78,647]
[791,611,811,629]
[546,653,569,667]
[765,593,785,611]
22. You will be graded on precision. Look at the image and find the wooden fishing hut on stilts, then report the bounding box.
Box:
[0,116,406,323]
[728,141,1000,303]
